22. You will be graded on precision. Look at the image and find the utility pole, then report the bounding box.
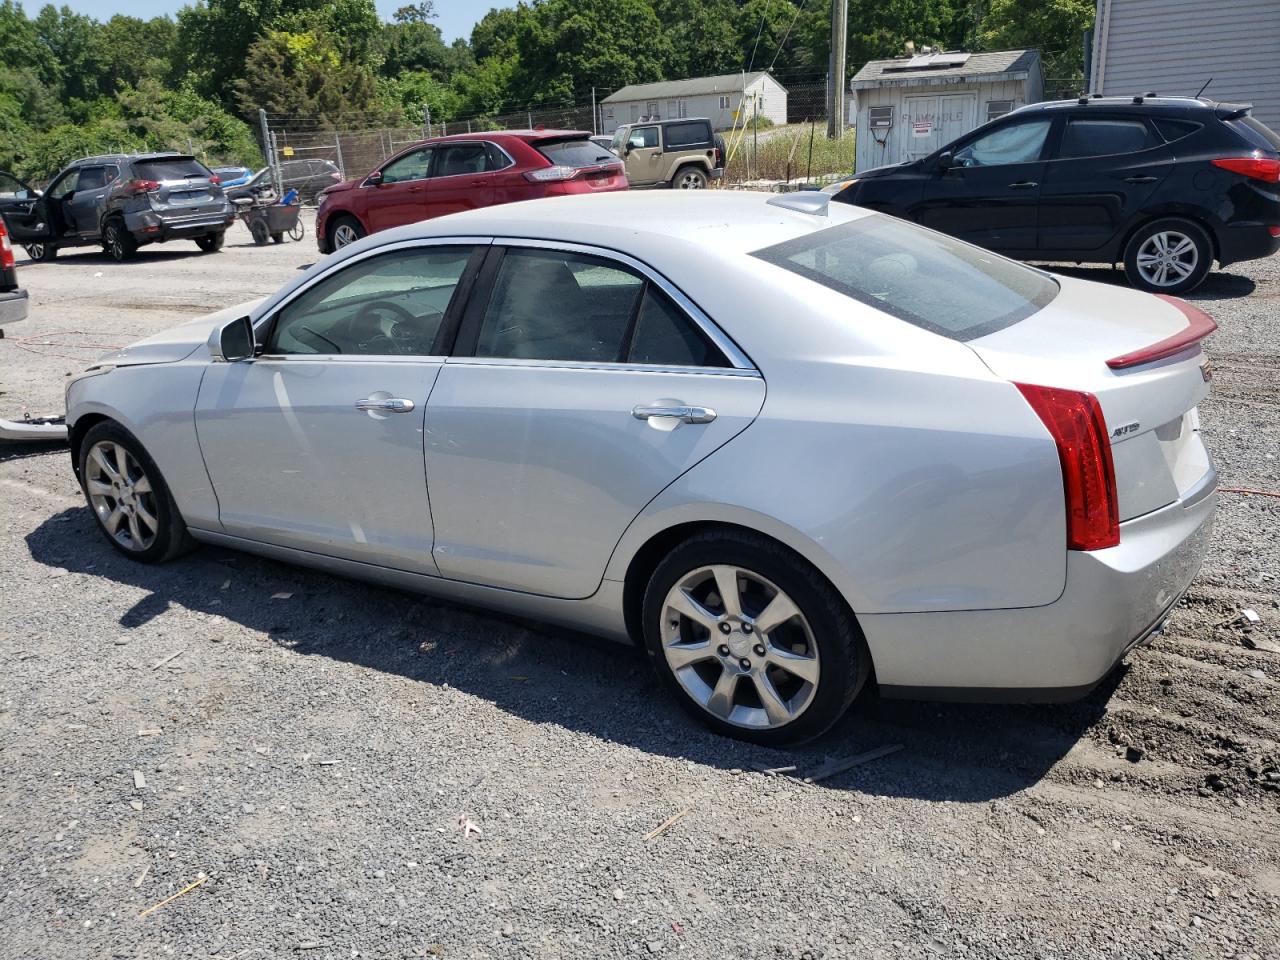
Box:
[258,107,272,170]
[826,0,848,139]
[591,87,597,134]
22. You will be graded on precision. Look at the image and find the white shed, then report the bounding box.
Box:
[600,71,787,134]
[1091,0,1280,130]
[850,49,1044,172]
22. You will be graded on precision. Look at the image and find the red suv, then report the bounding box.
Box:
[315,130,627,253]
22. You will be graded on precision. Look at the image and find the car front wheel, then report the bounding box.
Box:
[78,421,196,563]
[329,215,365,250]
[643,530,870,744]
[1123,218,1213,294]
[102,219,137,262]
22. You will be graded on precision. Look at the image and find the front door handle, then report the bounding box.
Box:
[1008,180,1038,189]
[355,397,415,413]
[632,402,716,424]
[1124,175,1159,184]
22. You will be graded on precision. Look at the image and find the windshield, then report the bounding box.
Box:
[752,216,1059,341]
[133,157,212,182]
[536,137,617,167]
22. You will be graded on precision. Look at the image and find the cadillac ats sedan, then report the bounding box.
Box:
[65,191,1218,744]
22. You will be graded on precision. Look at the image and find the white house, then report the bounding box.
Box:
[1091,0,1280,130]
[600,71,788,133]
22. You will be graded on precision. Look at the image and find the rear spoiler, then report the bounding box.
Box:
[1213,102,1252,121]
[1105,296,1217,370]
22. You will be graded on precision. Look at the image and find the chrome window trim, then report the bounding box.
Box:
[485,236,756,371]
[253,353,448,364]
[446,356,761,378]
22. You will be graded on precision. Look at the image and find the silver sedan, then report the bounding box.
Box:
[65,191,1218,743]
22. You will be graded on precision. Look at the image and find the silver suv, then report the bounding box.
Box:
[0,153,235,263]
[610,118,725,188]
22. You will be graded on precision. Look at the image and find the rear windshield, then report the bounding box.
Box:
[1230,116,1280,151]
[536,138,617,167]
[753,216,1059,341]
[133,157,211,181]
[664,121,712,148]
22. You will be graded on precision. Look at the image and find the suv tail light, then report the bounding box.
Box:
[209,174,221,185]
[0,219,13,270]
[524,165,581,183]
[1015,383,1120,551]
[1211,155,1280,183]
[122,178,161,197]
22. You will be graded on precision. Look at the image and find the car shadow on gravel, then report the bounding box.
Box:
[25,505,1116,803]
[0,440,67,463]
[1036,263,1258,299]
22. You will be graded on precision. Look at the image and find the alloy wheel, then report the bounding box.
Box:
[660,565,820,730]
[333,223,359,248]
[1135,230,1198,288]
[24,243,44,261]
[105,225,124,261]
[84,441,159,552]
[677,171,706,189]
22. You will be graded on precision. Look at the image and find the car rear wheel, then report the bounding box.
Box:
[195,232,224,253]
[672,167,708,190]
[78,421,196,563]
[643,530,870,744]
[329,215,364,250]
[1123,218,1212,294]
[102,219,137,262]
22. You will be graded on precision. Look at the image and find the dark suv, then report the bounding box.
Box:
[0,153,234,263]
[830,96,1280,292]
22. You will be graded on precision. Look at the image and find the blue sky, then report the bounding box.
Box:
[42,0,513,44]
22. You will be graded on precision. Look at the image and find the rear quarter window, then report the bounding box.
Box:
[1153,118,1202,143]
[753,216,1059,341]
[132,158,211,181]
[663,122,713,149]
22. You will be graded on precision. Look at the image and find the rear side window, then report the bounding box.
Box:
[1154,118,1202,143]
[132,157,211,181]
[663,121,712,149]
[753,216,1059,341]
[1058,119,1160,158]
[536,138,616,167]
[1230,116,1280,151]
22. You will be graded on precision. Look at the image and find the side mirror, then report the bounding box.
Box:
[936,151,954,172]
[209,315,255,362]
[366,170,383,186]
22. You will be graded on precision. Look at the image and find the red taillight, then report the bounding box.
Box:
[1105,295,1217,369]
[122,178,160,197]
[1015,383,1120,551]
[209,174,221,185]
[1269,225,1280,238]
[524,165,581,183]
[0,219,13,270]
[1211,155,1280,183]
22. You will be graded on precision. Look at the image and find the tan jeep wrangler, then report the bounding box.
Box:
[610,118,725,189]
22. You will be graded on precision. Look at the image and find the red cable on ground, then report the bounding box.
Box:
[1219,487,1280,498]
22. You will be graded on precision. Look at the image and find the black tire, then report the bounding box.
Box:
[288,221,305,242]
[1122,217,1213,294]
[195,232,224,253]
[249,219,270,245]
[328,214,365,250]
[25,242,56,262]
[271,232,284,244]
[77,420,197,564]
[642,529,870,745]
[102,219,137,262]
[671,166,708,190]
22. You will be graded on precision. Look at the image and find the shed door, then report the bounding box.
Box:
[903,94,977,159]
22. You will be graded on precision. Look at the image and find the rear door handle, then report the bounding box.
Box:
[1124,175,1159,184]
[1008,181,1038,189]
[355,397,415,413]
[632,402,716,424]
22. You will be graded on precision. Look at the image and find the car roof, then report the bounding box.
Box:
[1016,95,1242,117]
[615,117,713,129]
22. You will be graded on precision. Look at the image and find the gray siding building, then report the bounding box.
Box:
[850,50,1044,172]
[1091,0,1280,130]
[600,72,788,133]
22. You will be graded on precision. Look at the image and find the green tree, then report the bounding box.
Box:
[656,0,740,78]
[978,0,1092,78]
[95,15,177,93]
[378,1,452,78]
[234,28,388,126]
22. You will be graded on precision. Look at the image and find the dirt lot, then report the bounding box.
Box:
[1,214,1278,960]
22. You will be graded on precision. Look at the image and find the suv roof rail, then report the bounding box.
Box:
[767,192,830,216]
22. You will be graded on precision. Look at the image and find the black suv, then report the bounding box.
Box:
[0,153,234,263]
[830,96,1280,292]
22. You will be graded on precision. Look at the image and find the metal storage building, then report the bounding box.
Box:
[1091,0,1280,130]
[850,49,1044,172]
[600,72,788,134]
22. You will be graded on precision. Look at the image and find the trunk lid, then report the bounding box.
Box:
[968,275,1213,521]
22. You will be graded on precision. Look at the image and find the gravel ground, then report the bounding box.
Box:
[1,215,1278,960]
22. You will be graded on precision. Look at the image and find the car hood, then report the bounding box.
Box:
[96,299,263,368]
[323,179,359,197]
[855,158,922,180]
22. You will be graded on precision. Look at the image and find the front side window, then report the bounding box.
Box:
[267,246,475,356]
[433,143,491,177]
[1058,118,1159,158]
[76,165,115,191]
[952,119,1051,167]
[473,248,727,366]
[628,127,659,149]
[753,216,1058,341]
[380,148,433,184]
[49,170,79,199]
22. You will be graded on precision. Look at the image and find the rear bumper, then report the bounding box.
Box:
[1216,223,1280,266]
[125,208,234,242]
[0,287,28,326]
[864,473,1217,701]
